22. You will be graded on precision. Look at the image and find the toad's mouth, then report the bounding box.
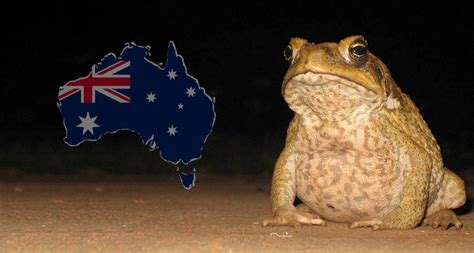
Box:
[283,71,380,96]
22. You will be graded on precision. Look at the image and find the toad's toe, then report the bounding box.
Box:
[422,209,462,230]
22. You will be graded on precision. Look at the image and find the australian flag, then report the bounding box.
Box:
[57,42,216,164]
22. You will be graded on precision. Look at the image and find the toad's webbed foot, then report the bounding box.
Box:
[422,209,462,230]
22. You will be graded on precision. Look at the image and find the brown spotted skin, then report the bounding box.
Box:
[263,35,466,230]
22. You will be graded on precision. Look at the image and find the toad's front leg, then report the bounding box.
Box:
[262,147,326,228]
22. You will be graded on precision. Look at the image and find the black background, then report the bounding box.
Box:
[1,2,473,175]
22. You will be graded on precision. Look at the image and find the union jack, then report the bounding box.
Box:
[58,60,131,103]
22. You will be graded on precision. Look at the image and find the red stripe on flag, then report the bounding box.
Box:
[103,88,131,103]
[91,76,130,86]
[65,77,130,87]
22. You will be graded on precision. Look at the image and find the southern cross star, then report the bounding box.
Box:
[146,92,156,103]
[186,87,196,97]
[167,125,178,136]
[167,69,178,80]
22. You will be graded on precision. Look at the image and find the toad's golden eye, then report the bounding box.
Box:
[350,44,367,58]
[284,45,292,62]
[349,39,367,57]
[349,40,368,66]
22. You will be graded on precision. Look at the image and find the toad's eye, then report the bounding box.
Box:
[284,45,292,62]
[348,40,368,65]
[350,44,367,58]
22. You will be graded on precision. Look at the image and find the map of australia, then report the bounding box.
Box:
[57,42,216,164]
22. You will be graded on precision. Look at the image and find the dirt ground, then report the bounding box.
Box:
[1,175,473,253]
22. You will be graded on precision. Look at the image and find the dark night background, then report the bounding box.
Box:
[1,2,473,177]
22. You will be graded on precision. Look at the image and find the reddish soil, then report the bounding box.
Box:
[1,175,473,253]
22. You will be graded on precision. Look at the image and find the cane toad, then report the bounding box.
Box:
[262,35,466,230]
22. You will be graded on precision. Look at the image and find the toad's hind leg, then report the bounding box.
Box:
[428,169,466,214]
[424,169,466,229]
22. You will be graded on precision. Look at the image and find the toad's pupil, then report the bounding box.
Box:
[351,45,367,57]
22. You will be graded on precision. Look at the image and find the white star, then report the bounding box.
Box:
[167,69,178,80]
[177,103,184,109]
[167,125,178,136]
[186,87,196,97]
[146,92,156,103]
[76,112,99,135]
